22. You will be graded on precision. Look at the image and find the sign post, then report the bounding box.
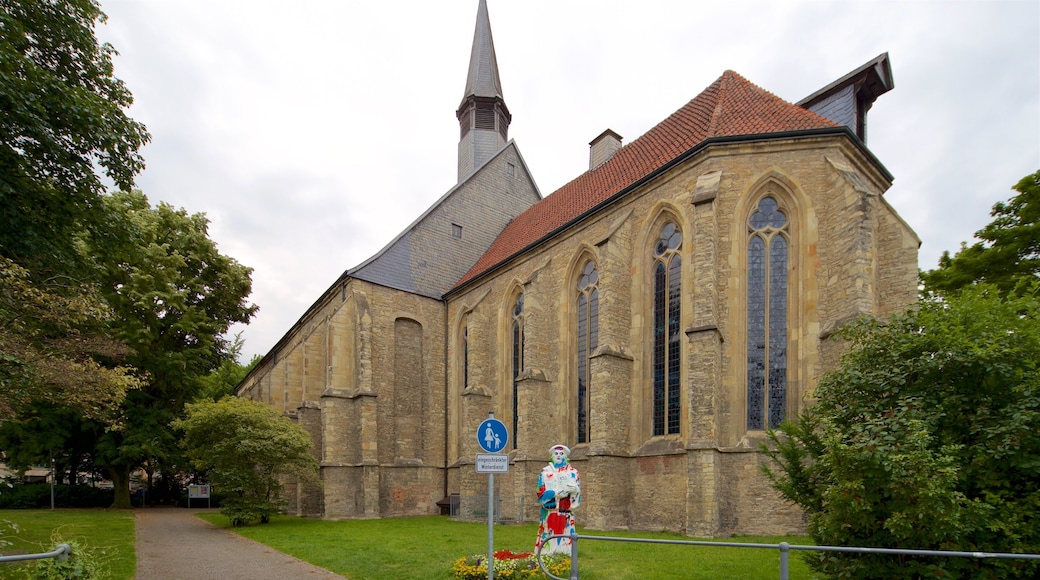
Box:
[476,412,509,580]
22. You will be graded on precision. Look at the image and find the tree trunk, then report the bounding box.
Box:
[109,466,133,509]
[68,454,82,485]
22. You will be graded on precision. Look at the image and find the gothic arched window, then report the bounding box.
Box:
[511,293,524,449]
[462,322,469,392]
[576,260,599,444]
[747,196,789,430]
[652,222,682,436]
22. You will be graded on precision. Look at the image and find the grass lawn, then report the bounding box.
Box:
[0,509,135,580]
[200,513,814,579]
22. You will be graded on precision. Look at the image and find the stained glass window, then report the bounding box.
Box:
[512,293,524,449]
[577,260,599,443]
[652,222,682,436]
[747,197,788,430]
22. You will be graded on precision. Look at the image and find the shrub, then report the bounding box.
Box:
[764,285,1040,578]
[28,536,107,580]
[0,484,113,509]
[218,495,280,527]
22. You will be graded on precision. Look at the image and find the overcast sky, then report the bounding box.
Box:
[95,0,1039,362]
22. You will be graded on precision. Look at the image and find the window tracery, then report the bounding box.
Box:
[652,222,682,436]
[576,259,599,443]
[747,196,789,430]
[511,293,524,448]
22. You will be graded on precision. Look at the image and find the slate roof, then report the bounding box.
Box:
[348,142,539,299]
[453,70,840,289]
[461,0,503,102]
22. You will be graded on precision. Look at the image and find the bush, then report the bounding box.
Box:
[764,286,1040,578]
[28,536,107,580]
[219,495,280,526]
[0,484,113,509]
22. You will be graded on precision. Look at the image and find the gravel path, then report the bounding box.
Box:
[134,508,345,580]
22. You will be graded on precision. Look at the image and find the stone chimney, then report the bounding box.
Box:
[589,129,622,170]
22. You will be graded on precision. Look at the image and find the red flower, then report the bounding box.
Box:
[493,549,533,560]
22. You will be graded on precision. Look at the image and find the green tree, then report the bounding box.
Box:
[0,401,102,484]
[1,191,255,508]
[196,333,260,402]
[80,190,257,508]
[0,257,139,421]
[173,396,319,526]
[764,285,1040,578]
[0,0,149,276]
[922,170,1040,296]
[0,0,147,424]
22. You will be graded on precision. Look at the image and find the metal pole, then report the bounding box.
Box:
[569,533,579,580]
[488,472,494,580]
[50,456,55,511]
[486,410,497,580]
[779,542,789,580]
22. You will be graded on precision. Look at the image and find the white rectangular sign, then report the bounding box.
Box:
[188,485,210,498]
[475,453,510,473]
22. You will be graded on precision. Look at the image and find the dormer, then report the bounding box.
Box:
[797,53,893,144]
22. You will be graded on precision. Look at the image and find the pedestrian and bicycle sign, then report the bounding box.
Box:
[477,416,508,453]
[476,412,510,580]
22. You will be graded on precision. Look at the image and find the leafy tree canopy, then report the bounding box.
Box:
[922,170,1040,296]
[87,190,257,394]
[174,396,319,526]
[0,256,139,421]
[0,0,148,423]
[0,0,149,276]
[197,333,260,402]
[764,284,1040,578]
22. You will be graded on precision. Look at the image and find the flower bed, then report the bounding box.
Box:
[451,549,571,579]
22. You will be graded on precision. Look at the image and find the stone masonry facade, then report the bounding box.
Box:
[241,133,918,536]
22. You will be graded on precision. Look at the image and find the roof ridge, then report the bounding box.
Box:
[582,73,726,176]
[705,71,731,138]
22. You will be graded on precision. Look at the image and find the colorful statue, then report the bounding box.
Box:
[536,444,581,555]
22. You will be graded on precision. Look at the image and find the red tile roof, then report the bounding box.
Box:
[453,70,838,289]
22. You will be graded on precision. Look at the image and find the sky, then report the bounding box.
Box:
[94,0,1040,362]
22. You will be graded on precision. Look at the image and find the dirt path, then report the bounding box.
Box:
[134,508,345,580]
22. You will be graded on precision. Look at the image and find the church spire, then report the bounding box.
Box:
[457,0,511,182]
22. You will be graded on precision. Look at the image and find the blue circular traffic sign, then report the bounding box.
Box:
[477,418,508,453]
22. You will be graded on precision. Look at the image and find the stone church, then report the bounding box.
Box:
[236,0,919,536]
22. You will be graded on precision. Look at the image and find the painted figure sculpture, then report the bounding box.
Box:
[536,444,581,555]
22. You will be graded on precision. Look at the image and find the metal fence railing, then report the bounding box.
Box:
[451,493,525,523]
[536,534,1040,580]
[0,543,71,565]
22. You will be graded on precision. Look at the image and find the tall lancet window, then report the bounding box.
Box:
[652,222,682,436]
[511,293,524,449]
[462,322,469,392]
[576,260,599,444]
[747,197,789,430]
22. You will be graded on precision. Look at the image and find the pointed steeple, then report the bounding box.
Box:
[463,0,503,101]
[457,0,511,182]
